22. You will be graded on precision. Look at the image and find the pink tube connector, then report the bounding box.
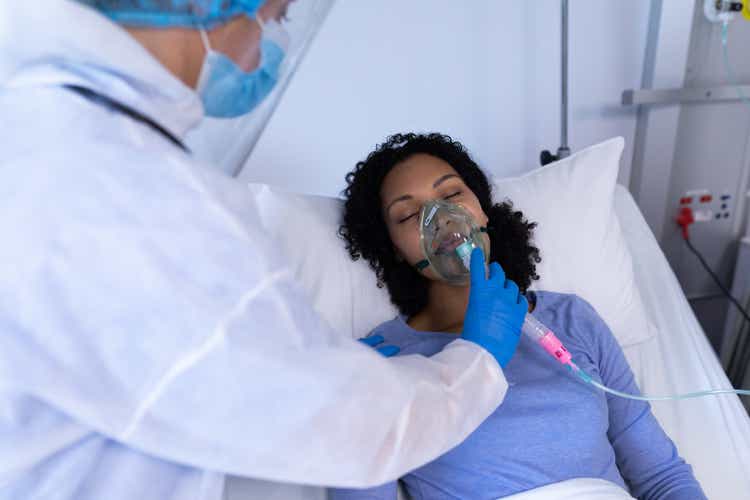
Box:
[521,314,573,366]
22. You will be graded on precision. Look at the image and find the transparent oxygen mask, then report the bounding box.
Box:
[417,200,489,285]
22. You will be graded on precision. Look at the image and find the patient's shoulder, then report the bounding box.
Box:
[535,291,621,368]
[365,317,457,357]
[533,290,601,319]
[368,317,405,337]
[365,317,414,348]
[532,291,610,350]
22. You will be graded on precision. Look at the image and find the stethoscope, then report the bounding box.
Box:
[62,84,189,154]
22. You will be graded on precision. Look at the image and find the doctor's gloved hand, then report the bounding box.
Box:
[359,335,401,357]
[461,248,528,368]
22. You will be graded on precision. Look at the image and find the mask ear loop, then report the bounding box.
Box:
[198,26,211,52]
[193,27,214,93]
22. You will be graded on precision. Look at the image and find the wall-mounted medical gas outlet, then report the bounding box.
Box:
[705,0,744,23]
[679,189,732,223]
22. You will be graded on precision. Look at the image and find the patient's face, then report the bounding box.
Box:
[380,153,489,281]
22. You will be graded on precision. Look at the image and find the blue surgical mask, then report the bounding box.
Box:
[196,16,289,118]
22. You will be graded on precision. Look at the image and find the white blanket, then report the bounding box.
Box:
[223,477,633,500]
[502,478,633,500]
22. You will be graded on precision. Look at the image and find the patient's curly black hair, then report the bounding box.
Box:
[339,133,541,317]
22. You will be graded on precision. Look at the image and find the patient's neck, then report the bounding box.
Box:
[408,280,534,334]
[409,281,470,334]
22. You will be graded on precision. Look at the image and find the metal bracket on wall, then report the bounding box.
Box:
[622,85,750,106]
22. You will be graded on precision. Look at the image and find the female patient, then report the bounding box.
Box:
[333,133,705,500]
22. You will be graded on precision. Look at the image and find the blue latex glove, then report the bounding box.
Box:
[359,334,401,357]
[461,248,528,368]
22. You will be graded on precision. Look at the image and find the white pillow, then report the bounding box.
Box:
[492,137,656,347]
[247,184,396,340]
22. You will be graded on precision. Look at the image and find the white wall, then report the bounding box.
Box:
[240,0,651,198]
[628,3,750,351]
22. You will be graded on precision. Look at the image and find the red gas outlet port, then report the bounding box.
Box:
[676,207,694,240]
[700,195,712,203]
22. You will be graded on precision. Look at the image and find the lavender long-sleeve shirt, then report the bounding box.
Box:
[331,291,706,500]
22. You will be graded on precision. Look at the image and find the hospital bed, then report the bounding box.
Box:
[224,184,750,500]
[614,185,750,499]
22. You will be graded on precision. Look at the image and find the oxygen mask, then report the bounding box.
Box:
[415,200,489,285]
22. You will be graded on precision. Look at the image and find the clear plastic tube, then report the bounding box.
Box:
[721,21,750,108]
[452,217,750,401]
[521,314,750,402]
[569,362,750,401]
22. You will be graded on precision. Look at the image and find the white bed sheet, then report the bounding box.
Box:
[615,185,750,499]
[225,186,750,499]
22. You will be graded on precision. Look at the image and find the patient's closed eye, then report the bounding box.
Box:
[398,212,418,224]
[397,192,461,223]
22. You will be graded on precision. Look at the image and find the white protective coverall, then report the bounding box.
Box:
[0,2,508,499]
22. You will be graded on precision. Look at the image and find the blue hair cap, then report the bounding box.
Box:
[78,0,265,28]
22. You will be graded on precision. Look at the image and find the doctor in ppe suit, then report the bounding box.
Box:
[0,1,529,499]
